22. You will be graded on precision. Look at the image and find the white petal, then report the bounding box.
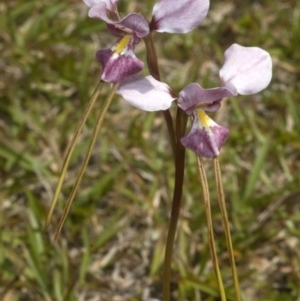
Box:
[151,0,209,33]
[83,0,118,10]
[219,44,272,95]
[117,75,176,111]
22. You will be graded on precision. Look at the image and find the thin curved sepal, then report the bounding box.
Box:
[44,80,104,231]
[213,157,241,301]
[197,156,227,301]
[54,83,119,241]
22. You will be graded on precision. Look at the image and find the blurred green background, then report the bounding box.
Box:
[1,0,300,300]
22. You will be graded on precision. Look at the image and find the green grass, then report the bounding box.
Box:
[1,0,300,300]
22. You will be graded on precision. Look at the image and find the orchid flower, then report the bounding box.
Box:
[83,0,209,83]
[117,44,272,157]
[178,43,272,158]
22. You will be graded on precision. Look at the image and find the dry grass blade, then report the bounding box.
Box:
[249,190,300,233]
[54,83,120,240]
[44,80,104,230]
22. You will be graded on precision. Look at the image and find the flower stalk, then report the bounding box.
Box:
[143,33,189,301]
[162,107,187,301]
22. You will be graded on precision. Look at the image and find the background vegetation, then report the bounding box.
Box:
[1,0,300,300]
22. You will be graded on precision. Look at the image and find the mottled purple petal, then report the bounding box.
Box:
[150,0,209,33]
[83,0,118,10]
[220,44,272,95]
[113,13,149,38]
[89,3,149,38]
[181,110,229,158]
[96,36,143,83]
[97,48,112,68]
[178,83,236,115]
[106,23,125,38]
[116,75,176,111]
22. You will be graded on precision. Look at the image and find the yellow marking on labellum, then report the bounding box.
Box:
[197,108,210,128]
[113,35,131,55]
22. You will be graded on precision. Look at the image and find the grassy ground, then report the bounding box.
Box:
[1,0,300,300]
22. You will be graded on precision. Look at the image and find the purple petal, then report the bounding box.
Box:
[178,83,236,115]
[96,37,143,83]
[111,13,149,38]
[116,75,176,111]
[181,110,229,158]
[83,0,118,10]
[88,3,115,22]
[220,44,272,95]
[150,0,209,33]
[89,3,149,38]
[106,23,126,38]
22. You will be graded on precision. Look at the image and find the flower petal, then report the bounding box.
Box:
[96,49,143,83]
[150,0,209,33]
[83,0,118,10]
[89,3,149,38]
[112,13,149,38]
[178,83,236,115]
[117,75,176,111]
[181,110,229,158]
[96,36,143,83]
[220,44,272,95]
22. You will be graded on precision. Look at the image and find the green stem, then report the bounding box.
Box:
[197,157,227,301]
[54,83,119,240]
[213,157,241,301]
[45,81,103,230]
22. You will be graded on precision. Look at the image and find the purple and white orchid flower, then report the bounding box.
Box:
[116,44,272,157]
[178,43,272,158]
[83,0,209,83]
